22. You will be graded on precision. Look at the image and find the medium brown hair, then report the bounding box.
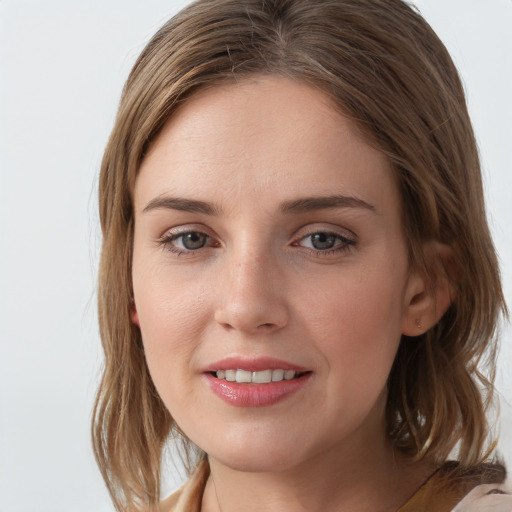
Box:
[93,0,507,510]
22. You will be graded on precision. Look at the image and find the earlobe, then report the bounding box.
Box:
[131,301,140,327]
[402,242,455,337]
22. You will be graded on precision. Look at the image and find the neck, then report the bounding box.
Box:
[201,423,435,512]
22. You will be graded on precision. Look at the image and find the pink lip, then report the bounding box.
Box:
[202,357,312,407]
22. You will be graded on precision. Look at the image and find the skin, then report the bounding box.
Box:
[132,76,448,512]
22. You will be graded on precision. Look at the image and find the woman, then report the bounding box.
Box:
[93,1,510,511]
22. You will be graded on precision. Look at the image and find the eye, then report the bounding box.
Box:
[176,231,209,250]
[295,230,355,254]
[158,229,217,254]
[304,232,340,250]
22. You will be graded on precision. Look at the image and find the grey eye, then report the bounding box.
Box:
[180,232,208,250]
[309,233,338,250]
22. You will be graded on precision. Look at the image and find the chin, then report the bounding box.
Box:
[201,431,314,474]
[214,450,305,473]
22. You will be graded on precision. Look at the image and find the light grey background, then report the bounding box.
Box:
[0,1,510,511]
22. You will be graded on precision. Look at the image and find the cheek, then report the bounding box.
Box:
[297,260,406,386]
[132,264,210,386]
[134,281,210,427]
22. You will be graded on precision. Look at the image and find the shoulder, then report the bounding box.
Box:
[400,461,509,512]
[441,461,511,511]
[452,482,512,511]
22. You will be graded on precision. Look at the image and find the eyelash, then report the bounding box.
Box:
[294,231,356,256]
[157,229,356,257]
[158,230,218,256]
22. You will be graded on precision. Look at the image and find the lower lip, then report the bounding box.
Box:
[204,373,312,407]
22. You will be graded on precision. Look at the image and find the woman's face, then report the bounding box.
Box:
[132,76,420,472]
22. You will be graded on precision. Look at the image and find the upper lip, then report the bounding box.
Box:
[202,356,310,373]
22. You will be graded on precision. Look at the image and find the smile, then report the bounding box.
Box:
[205,370,312,407]
[215,369,303,383]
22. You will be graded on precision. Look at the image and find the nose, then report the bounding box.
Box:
[214,249,289,335]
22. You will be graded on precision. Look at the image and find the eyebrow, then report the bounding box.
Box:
[143,196,219,215]
[142,194,377,216]
[280,195,377,214]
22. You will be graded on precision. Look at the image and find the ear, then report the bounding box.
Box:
[402,242,455,336]
[131,301,140,327]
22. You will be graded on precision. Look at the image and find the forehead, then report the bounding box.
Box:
[135,75,398,216]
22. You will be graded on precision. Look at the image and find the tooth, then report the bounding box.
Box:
[235,369,252,383]
[252,369,272,383]
[271,369,285,382]
[218,369,300,383]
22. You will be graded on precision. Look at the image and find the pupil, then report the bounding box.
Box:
[183,232,206,250]
[311,233,336,250]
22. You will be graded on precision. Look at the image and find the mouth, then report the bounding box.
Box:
[212,369,309,384]
[204,358,312,407]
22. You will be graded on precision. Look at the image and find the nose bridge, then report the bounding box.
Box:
[232,244,267,293]
[215,239,288,334]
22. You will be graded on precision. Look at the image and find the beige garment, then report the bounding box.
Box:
[161,459,510,512]
[160,457,210,512]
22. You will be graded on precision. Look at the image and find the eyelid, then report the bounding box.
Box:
[156,224,220,254]
[157,223,215,240]
[289,223,358,258]
[155,222,357,257]
[292,223,357,242]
